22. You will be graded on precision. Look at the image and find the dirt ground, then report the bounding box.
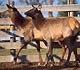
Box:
[0,62,80,70]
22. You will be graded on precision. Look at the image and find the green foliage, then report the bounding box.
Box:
[58,11,68,17]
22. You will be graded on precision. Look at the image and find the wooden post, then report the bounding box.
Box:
[10,25,16,61]
[8,0,16,61]
[67,0,70,16]
[48,0,53,17]
[67,0,73,17]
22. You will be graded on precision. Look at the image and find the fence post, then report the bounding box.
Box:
[10,25,16,61]
[8,0,16,61]
[67,0,74,17]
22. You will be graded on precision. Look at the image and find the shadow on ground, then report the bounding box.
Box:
[0,62,80,70]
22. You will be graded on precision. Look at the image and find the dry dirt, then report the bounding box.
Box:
[0,62,80,70]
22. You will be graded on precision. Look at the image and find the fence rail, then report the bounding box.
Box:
[0,4,80,12]
[0,4,80,62]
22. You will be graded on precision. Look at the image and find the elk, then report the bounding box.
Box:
[0,4,69,65]
[1,4,80,66]
[0,4,49,65]
[24,4,80,66]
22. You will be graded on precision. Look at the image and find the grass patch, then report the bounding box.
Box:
[0,48,80,56]
[0,49,10,56]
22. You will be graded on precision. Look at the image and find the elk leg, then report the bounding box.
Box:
[44,47,49,66]
[35,40,43,65]
[44,39,53,66]
[60,45,67,62]
[73,47,79,66]
[64,37,73,66]
[57,41,67,62]
[65,49,72,66]
[14,41,28,64]
[50,45,55,66]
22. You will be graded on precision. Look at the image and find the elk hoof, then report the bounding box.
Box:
[12,61,17,64]
[59,59,65,65]
[38,63,41,66]
[14,57,16,60]
[50,63,54,67]
[43,62,48,66]
[13,57,17,64]
[64,62,69,66]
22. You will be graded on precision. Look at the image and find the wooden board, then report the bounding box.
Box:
[0,4,80,12]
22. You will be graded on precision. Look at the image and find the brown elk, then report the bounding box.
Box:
[25,4,80,66]
[0,4,49,65]
[0,4,69,65]
[1,4,79,66]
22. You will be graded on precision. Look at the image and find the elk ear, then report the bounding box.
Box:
[6,4,13,9]
[32,5,35,8]
[37,3,42,11]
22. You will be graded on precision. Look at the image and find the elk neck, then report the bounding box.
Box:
[32,11,45,30]
[11,11,26,29]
